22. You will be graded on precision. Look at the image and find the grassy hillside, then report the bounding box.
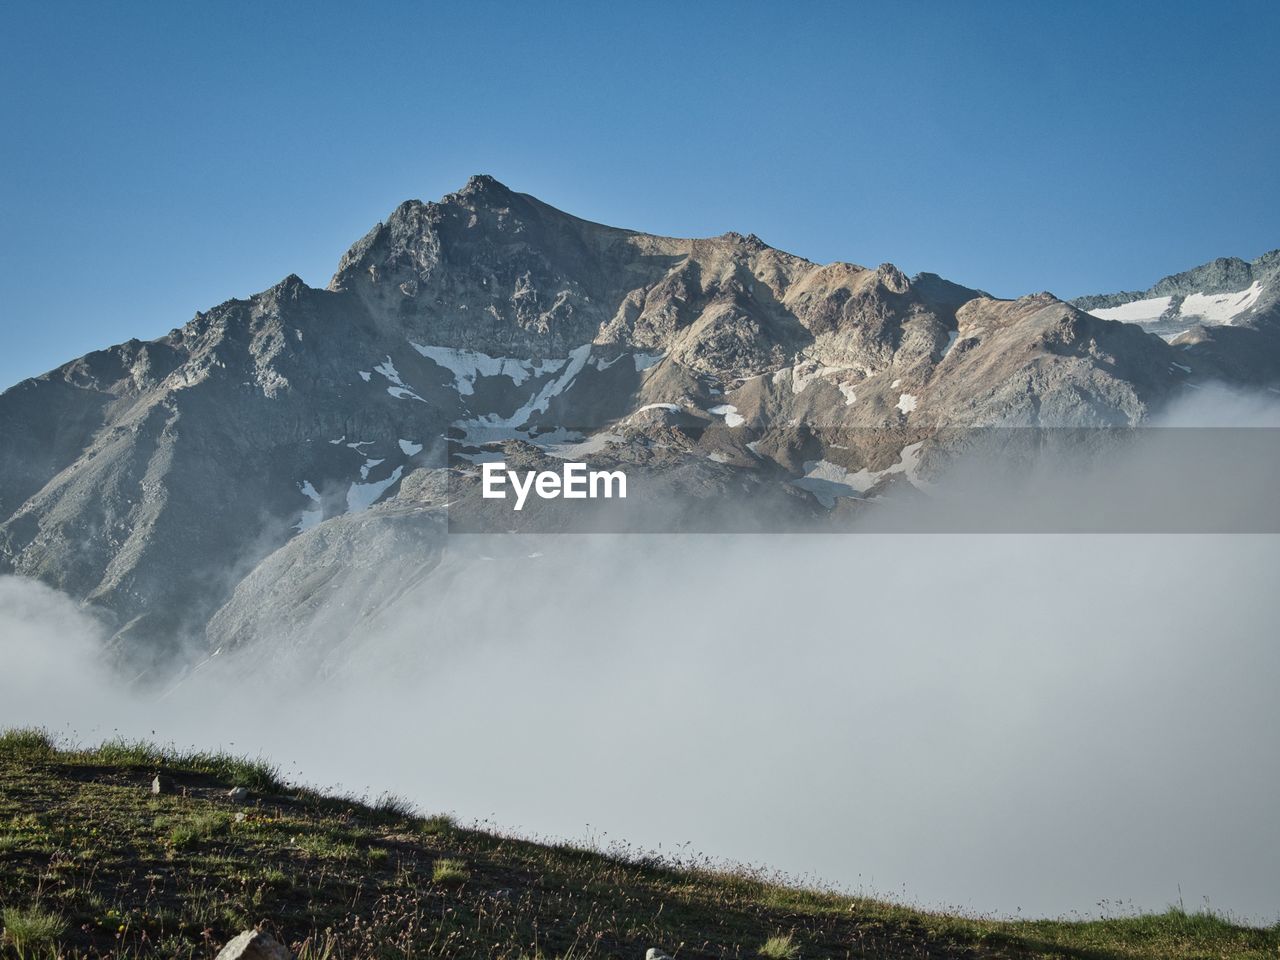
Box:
[0,729,1274,960]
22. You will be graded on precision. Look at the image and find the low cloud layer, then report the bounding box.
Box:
[2,387,1278,923]
[4,529,1278,922]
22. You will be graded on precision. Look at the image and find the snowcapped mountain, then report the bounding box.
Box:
[1,175,1276,669]
[1072,250,1280,381]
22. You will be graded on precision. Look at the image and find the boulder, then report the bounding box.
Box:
[227,786,250,803]
[214,930,291,960]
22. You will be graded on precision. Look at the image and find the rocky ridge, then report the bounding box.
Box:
[1,175,1276,669]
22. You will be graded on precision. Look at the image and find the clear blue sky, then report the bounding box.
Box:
[3,0,1278,389]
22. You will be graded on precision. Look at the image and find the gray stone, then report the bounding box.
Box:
[213,930,291,960]
[227,786,250,803]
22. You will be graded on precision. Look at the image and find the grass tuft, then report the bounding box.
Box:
[419,813,456,836]
[166,812,231,849]
[372,791,417,820]
[432,858,469,885]
[2,905,66,956]
[0,728,56,758]
[84,738,283,792]
[758,933,799,959]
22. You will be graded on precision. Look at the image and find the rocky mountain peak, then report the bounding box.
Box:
[267,274,308,303]
[4,180,1274,667]
[875,262,910,294]
[1069,248,1280,375]
[457,172,515,199]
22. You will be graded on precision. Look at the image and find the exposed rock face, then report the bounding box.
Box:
[1072,249,1280,383]
[1073,251,1280,310]
[1,175,1273,671]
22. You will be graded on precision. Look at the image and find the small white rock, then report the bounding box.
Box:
[214,930,292,960]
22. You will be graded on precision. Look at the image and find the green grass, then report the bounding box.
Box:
[0,730,55,758]
[371,791,417,820]
[293,833,359,860]
[0,727,1276,960]
[165,811,231,849]
[419,813,456,836]
[431,857,469,885]
[88,739,282,792]
[758,932,799,959]
[2,906,66,958]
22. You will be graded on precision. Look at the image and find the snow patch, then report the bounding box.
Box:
[1088,296,1173,323]
[387,386,426,402]
[346,466,404,513]
[374,357,426,401]
[373,357,407,387]
[940,331,960,359]
[410,342,566,395]
[1179,282,1263,324]
[457,344,594,439]
[773,360,853,394]
[539,432,621,459]
[593,354,624,371]
[295,480,322,533]
[896,393,918,414]
[1090,283,1263,328]
[295,511,322,534]
[398,439,423,456]
[708,403,745,427]
[791,441,928,506]
[633,352,665,372]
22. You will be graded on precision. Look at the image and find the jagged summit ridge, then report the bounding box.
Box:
[1071,248,1280,360]
[1,176,1277,666]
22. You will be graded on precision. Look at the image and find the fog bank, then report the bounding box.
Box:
[3,529,1278,923]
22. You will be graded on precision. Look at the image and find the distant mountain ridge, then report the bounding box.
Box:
[2,175,1278,671]
[1073,249,1280,311]
[1070,248,1280,371]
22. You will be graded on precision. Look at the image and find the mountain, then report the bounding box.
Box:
[1072,249,1280,381]
[1,175,1274,670]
